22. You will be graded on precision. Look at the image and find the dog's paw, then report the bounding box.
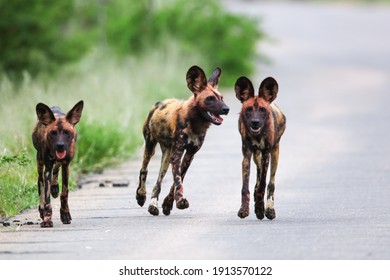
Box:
[237,207,249,219]
[60,209,72,224]
[162,197,174,216]
[51,184,59,198]
[148,205,159,216]
[176,198,189,210]
[254,207,265,220]
[41,213,53,228]
[265,208,276,220]
[254,199,265,220]
[40,220,53,228]
[136,193,146,207]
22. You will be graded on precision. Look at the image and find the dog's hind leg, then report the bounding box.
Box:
[265,144,279,220]
[50,161,61,198]
[136,137,156,207]
[254,151,270,220]
[148,146,170,216]
[162,149,195,215]
[60,163,72,224]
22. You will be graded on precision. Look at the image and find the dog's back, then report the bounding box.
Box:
[143,99,184,148]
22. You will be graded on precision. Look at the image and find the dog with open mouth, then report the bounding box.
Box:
[32,101,83,227]
[235,76,286,220]
[136,65,229,216]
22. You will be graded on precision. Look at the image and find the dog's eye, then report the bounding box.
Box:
[206,96,215,102]
[63,130,71,136]
[259,107,267,112]
[50,131,58,137]
[245,107,253,112]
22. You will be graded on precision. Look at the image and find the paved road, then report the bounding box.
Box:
[1,1,390,260]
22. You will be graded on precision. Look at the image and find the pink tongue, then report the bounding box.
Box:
[211,113,223,123]
[56,150,66,159]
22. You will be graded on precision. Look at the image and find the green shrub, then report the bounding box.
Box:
[156,0,262,86]
[1,0,262,87]
[105,0,262,86]
[0,151,37,217]
[0,0,91,83]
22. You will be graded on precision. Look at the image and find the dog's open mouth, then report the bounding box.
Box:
[250,126,262,135]
[56,150,67,160]
[203,111,224,125]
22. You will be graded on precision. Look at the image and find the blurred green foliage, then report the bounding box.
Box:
[0,0,262,86]
[0,0,90,83]
[155,0,261,87]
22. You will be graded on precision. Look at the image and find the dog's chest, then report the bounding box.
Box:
[251,136,266,151]
[186,134,202,147]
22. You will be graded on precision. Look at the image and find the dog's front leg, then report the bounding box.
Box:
[265,144,280,220]
[60,163,72,224]
[238,148,252,219]
[50,162,61,198]
[254,151,270,220]
[40,162,54,227]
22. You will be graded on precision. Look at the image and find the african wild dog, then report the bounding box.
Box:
[235,76,286,220]
[32,101,83,227]
[136,65,229,216]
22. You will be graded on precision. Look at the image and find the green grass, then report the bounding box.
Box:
[0,47,203,218]
[0,151,37,216]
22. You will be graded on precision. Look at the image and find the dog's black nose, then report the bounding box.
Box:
[56,142,65,150]
[251,119,260,127]
[222,106,230,115]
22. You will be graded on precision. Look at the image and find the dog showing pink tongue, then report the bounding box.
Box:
[56,150,67,159]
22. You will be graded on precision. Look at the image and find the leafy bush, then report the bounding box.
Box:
[0,150,37,217]
[105,0,262,86]
[1,0,262,87]
[0,0,91,83]
[156,0,262,86]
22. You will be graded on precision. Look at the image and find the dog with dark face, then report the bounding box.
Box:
[136,65,229,216]
[32,101,83,227]
[235,76,286,220]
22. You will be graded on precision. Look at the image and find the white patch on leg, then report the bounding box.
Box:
[150,197,158,207]
[266,197,274,209]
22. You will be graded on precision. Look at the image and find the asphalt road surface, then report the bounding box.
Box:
[1,1,390,260]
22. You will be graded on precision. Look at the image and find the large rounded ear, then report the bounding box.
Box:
[186,65,207,94]
[66,100,84,126]
[235,76,255,103]
[207,67,221,88]
[259,77,278,103]
[36,103,55,125]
